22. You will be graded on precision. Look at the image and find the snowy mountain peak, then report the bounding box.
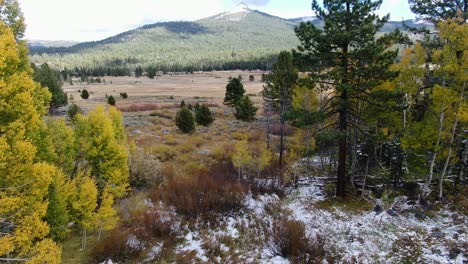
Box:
[231,2,251,14]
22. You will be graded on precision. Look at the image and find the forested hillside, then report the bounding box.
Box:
[29,6,298,72]
[29,5,432,73]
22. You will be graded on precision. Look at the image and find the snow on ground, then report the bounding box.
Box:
[131,176,466,263]
[286,179,468,264]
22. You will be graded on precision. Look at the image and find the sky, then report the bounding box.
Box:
[18,0,416,41]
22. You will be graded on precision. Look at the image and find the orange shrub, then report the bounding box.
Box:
[151,163,246,218]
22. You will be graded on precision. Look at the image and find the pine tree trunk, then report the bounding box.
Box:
[337,111,347,197]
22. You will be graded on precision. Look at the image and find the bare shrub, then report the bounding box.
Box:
[131,209,179,243]
[270,122,294,136]
[129,148,162,187]
[151,163,246,218]
[273,219,325,263]
[89,228,143,263]
[149,145,176,162]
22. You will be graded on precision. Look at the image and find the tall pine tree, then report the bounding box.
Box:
[294,0,404,196]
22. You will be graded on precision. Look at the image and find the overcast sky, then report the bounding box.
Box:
[18,0,415,41]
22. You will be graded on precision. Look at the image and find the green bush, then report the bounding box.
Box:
[175,106,195,133]
[80,89,89,99]
[107,95,116,105]
[67,104,82,121]
[234,96,257,121]
[195,104,214,126]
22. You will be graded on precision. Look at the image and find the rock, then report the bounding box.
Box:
[161,129,170,134]
[431,231,444,238]
[373,199,384,214]
[131,129,142,135]
[414,211,426,220]
[387,208,397,216]
[197,149,211,155]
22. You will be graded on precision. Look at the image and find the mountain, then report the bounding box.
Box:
[29,3,299,72]
[29,4,434,72]
[28,40,80,48]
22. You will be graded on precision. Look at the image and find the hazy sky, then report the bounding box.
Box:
[18,0,415,41]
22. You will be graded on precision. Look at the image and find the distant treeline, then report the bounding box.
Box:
[56,56,276,78]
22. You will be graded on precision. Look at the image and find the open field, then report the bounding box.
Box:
[65,70,265,112]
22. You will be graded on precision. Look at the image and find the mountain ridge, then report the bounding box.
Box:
[29,7,432,72]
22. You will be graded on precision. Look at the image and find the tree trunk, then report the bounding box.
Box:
[361,156,370,197]
[337,110,347,197]
[81,228,87,250]
[439,84,464,199]
[423,110,444,197]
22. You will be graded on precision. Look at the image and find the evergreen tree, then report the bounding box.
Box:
[176,106,195,133]
[263,51,298,171]
[33,63,67,108]
[408,0,468,23]
[195,104,215,126]
[135,66,143,77]
[180,100,186,108]
[80,89,89,99]
[107,95,116,105]
[234,96,258,122]
[44,169,72,242]
[224,77,245,107]
[294,0,404,196]
[0,0,25,39]
[67,103,82,122]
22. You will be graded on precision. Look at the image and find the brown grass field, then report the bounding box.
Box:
[64,70,265,112]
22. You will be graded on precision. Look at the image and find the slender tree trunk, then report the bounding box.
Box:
[439,84,464,199]
[98,223,103,240]
[81,228,87,250]
[361,156,370,197]
[423,110,444,197]
[279,103,286,172]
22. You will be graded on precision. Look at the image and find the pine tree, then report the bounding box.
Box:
[195,104,215,126]
[224,77,245,107]
[408,0,468,23]
[234,96,258,122]
[32,63,67,108]
[80,89,89,99]
[0,0,26,39]
[294,0,404,196]
[107,95,116,105]
[44,168,73,242]
[263,51,298,171]
[175,106,195,133]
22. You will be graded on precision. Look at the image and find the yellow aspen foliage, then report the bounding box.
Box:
[75,105,129,198]
[232,139,251,178]
[292,85,319,111]
[0,21,60,262]
[250,141,272,177]
[42,118,76,175]
[108,106,126,142]
[26,239,61,264]
[71,173,98,231]
[95,186,119,239]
